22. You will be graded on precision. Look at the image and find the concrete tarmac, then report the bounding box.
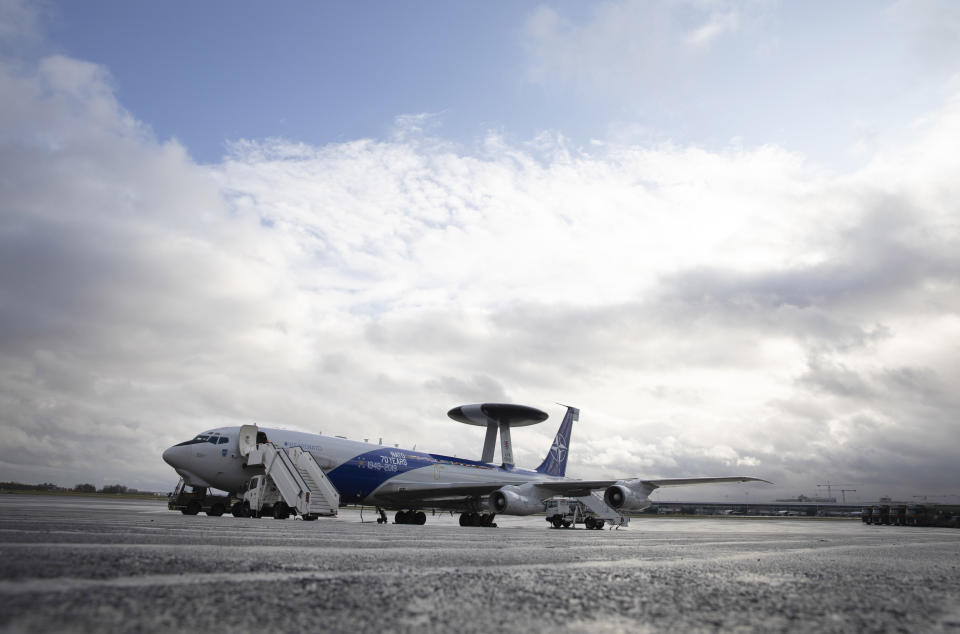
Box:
[0,496,958,633]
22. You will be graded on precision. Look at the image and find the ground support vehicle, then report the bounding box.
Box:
[930,509,960,528]
[862,503,960,528]
[871,504,891,525]
[905,504,931,526]
[544,494,629,530]
[168,478,236,516]
[890,505,907,526]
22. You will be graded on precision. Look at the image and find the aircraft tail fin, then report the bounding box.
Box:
[535,405,578,477]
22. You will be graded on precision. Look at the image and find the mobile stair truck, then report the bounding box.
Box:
[237,424,340,520]
[545,491,629,530]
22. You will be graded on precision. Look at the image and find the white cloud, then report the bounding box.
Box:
[685,10,739,48]
[1,38,959,501]
[523,1,759,97]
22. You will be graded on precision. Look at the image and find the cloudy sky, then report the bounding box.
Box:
[1,0,958,503]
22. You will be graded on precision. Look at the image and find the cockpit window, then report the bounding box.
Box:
[207,435,220,444]
[175,435,210,447]
[218,436,229,444]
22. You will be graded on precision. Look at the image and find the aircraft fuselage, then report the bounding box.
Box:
[162,426,548,508]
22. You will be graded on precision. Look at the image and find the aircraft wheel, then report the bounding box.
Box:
[459,513,469,527]
[395,510,408,524]
[562,520,572,528]
[414,511,426,525]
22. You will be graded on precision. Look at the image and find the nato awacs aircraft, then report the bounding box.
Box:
[162,403,768,526]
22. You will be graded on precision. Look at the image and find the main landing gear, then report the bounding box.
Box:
[394,510,427,525]
[459,512,497,527]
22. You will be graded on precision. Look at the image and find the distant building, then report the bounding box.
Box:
[775,494,837,504]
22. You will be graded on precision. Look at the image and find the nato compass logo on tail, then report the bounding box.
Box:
[550,437,567,463]
[535,405,578,477]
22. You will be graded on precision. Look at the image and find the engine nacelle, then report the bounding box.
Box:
[489,484,545,515]
[603,480,652,512]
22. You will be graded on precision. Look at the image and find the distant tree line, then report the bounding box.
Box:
[0,481,59,491]
[1,481,145,494]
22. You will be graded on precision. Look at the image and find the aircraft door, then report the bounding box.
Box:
[238,424,258,457]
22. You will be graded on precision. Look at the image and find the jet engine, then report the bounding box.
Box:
[603,480,653,512]
[489,484,545,515]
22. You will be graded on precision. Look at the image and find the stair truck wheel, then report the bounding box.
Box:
[182,500,201,515]
[552,516,563,529]
[273,502,289,520]
[585,517,596,530]
[208,503,225,517]
[595,519,604,530]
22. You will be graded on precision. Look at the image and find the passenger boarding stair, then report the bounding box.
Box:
[580,491,629,527]
[239,424,339,517]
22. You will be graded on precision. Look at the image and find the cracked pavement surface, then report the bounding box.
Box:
[1,495,958,633]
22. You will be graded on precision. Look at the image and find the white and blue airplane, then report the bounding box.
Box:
[162,403,768,525]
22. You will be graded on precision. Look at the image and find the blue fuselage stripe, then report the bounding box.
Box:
[325,447,538,503]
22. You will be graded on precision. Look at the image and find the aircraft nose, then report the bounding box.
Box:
[162,446,179,468]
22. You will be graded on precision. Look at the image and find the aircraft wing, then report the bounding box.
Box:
[636,476,773,488]
[372,476,771,506]
[529,476,771,497]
